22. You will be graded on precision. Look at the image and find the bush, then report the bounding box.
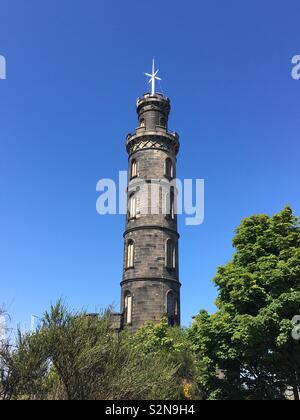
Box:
[0,302,194,400]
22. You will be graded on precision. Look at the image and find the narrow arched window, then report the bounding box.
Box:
[170,187,175,220]
[140,118,145,128]
[131,159,138,179]
[128,194,136,219]
[166,239,176,269]
[165,158,174,179]
[124,293,133,324]
[167,291,177,326]
[172,244,176,269]
[126,240,134,268]
[165,187,175,220]
[166,239,172,268]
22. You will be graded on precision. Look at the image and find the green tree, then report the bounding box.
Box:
[189,207,300,400]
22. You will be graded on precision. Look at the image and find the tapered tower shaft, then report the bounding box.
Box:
[120,92,181,331]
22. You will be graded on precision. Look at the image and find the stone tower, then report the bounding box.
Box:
[120,91,181,331]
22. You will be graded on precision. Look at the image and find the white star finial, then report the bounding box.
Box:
[145,57,162,96]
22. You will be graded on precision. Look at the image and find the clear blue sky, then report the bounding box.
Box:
[0,1,299,329]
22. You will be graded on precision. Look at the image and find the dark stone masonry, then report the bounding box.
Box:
[116,92,181,331]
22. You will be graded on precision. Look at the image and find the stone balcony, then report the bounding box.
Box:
[126,126,179,144]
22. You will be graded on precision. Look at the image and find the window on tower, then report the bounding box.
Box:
[128,194,137,220]
[126,240,134,269]
[131,159,138,179]
[165,187,175,220]
[140,118,145,128]
[166,291,178,326]
[166,239,176,269]
[170,188,175,220]
[124,292,133,324]
[165,158,174,179]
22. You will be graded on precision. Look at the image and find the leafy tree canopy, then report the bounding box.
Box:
[190,207,300,400]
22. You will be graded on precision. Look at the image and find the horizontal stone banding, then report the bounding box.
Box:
[121,277,181,287]
[123,225,180,239]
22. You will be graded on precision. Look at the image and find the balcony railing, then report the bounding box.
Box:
[126,128,179,142]
[136,93,169,106]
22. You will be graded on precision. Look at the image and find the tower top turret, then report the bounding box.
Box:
[135,93,170,132]
[136,93,170,116]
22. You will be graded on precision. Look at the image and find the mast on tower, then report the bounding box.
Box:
[145,57,162,96]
